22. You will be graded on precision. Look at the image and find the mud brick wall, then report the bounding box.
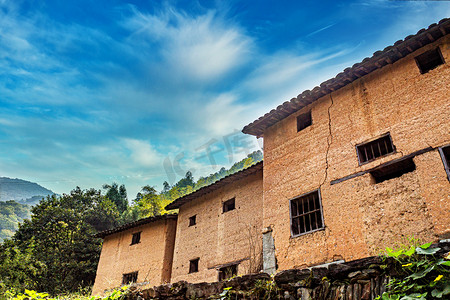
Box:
[171,169,263,283]
[262,36,450,271]
[92,218,177,295]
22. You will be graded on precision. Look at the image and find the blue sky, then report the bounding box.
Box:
[1,0,449,199]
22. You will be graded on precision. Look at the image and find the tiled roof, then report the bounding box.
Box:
[95,213,178,238]
[242,18,450,137]
[165,161,263,210]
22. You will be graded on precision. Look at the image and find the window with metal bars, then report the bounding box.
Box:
[290,190,324,237]
[122,271,138,284]
[415,47,445,74]
[439,145,450,182]
[356,133,395,165]
[131,232,141,245]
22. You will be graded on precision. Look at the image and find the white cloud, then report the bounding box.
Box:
[122,138,163,167]
[124,6,253,82]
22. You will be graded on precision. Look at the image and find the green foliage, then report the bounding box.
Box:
[251,278,280,299]
[0,188,121,295]
[194,151,262,191]
[0,201,31,242]
[1,286,129,300]
[102,183,128,214]
[377,241,450,300]
[123,150,263,221]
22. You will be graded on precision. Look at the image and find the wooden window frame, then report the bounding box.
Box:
[130,232,141,245]
[289,189,325,238]
[439,144,450,182]
[356,133,396,165]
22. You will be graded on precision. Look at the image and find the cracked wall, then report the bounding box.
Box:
[262,36,450,271]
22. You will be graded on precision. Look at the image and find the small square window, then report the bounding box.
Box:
[223,198,235,213]
[189,258,199,273]
[122,271,138,284]
[415,47,445,74]
[439,145,450,182]
[131,232,141,245]
[356,133,395,165]
[290,190,324,237]
[297,111,312,132]
[370,157,416,184]
[189,215,197,226]
[218,264,238,281]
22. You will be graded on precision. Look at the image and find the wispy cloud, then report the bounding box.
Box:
[1,0,449,197]
[306,23,337,37]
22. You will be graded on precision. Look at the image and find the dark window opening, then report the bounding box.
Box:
[189,258,199,273]
[122,272,138,284]
[189,215,197,226]
[297,111,312,132]
[131,232,141,245]
[415,48,445,74]
[223,198,235,213]
[439,145,450,181]
[370,158,416,184]
[218,264,238,281]
[357,133,395,164]
[290,190,324,237]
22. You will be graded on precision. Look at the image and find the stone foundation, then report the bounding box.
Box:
[124,241,449,300]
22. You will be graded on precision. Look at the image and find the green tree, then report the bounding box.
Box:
[102,183,128,213]
[0,187,120,295]
[175,171,195,188]
[135,186,167,218]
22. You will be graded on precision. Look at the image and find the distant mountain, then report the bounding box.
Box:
[0,177,56,205]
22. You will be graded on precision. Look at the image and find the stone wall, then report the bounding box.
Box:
[171,170,263,283]
[262,36,450,271]
[92,218,178,295]
[127,241,450,300]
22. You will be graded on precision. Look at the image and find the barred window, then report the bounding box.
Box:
[356,133,395,164]
[122,272,138,284]
[290,190,324,237]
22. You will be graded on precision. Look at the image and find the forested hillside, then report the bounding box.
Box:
[0,151,262,296]
[0,177,55,204]
[0,201,31,242]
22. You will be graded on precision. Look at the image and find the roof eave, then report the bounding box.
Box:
[242,18,450,137]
